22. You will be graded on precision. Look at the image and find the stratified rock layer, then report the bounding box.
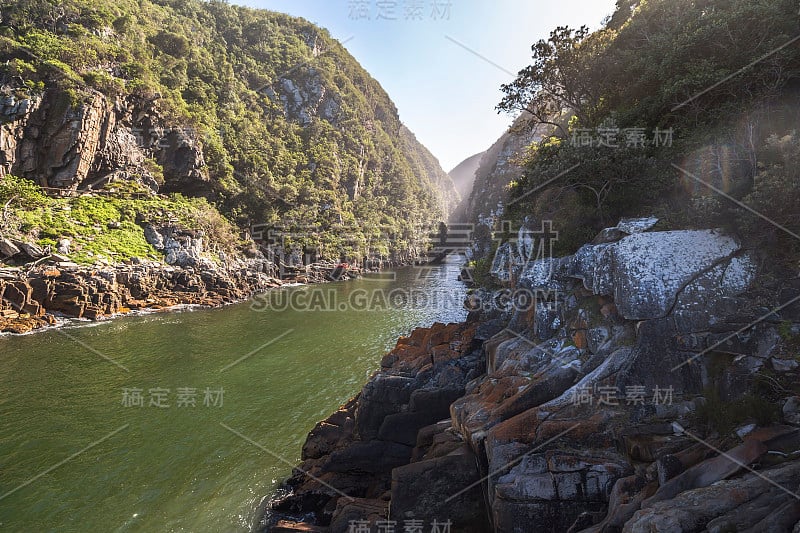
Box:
[266,321,490,532]
[0,260,280,333]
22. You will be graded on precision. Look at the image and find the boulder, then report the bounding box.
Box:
[302,404,356,461]
[412,422,464,461]
[328,498,387,533]
[144,224,165,251]
[704,487,800,532]
[390,447,489,532]
[56,238,71,255]
[492,450,629,533]
[355,375,415,440]
[616,217,659,234]
[521,230,754,321]
[578,475,656,533]
[591,217,659,245]
[378,408,450,447]
[784,396,800,426]
[486,365,578,427]
[642,436,766,505]
[322,440,412,475]
[625,461,800,532]
[773,357,800,373]
[0,237,21,258]
[588,230,746,320]
[16,241,46,261]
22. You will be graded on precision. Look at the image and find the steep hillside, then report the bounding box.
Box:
[449,152,484,198]
[495,0,800,256]
[447,150,483,222]
[399,125,460,217]
[0,0,456,264]
[271,2,800,531]
[460,115,544,226]
[453,0,800,259]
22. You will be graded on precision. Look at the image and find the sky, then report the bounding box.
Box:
[240,0,619,171]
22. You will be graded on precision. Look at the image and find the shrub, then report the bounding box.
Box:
[0,175,48,209]
[82,70,123,95]
[148,30,191,58]
[696,388,781,435]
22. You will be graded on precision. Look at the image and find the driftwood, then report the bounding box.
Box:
[2,195,17,223]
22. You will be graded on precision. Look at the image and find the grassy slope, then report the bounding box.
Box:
[1,176,241,264]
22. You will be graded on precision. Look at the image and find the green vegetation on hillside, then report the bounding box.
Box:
[0,0,455,263]
[1,175,241,264]
[498,0,800,259]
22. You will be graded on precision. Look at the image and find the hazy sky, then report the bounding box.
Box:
[241,0,618,171]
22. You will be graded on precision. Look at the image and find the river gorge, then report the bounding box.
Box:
[3,0,800,530]
[0,261,467,532]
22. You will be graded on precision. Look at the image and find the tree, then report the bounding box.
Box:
[497,26,613,134]
[605,0,640,30]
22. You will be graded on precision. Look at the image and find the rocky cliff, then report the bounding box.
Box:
[460,116,543,227]
[267,217,800,532]
[0,88,204,194]
[0,254,282,334]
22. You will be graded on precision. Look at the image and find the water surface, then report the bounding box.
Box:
[0,262,466,532]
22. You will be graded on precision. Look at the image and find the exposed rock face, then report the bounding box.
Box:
[0,87,207,194]
[265,321,489,532]
[390,446,487,531]
[0,260,280,334]
[0,269,53,332]
[0,237,21,258]
[154,126,208,195]
[0,93,42,179]
[274,218,800,532]
[571,230,749,320]
[450,221,800,531]
[144,224,207,268]
[462,115,543,228]
[265,71,340,127]
[626,451,800,532]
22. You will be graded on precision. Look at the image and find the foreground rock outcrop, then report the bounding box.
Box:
[267,218,800,532]
[264,321,495,532]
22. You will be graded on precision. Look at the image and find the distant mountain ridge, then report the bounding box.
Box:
[447,151,484,222]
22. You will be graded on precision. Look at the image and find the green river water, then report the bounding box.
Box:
[0,261,467,532]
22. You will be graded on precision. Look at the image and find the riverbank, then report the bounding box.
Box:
[0,255,383,334]
[0,255,435,334]
[0,258,283,334]
[263,318,495,532]
[264,219,800,532]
